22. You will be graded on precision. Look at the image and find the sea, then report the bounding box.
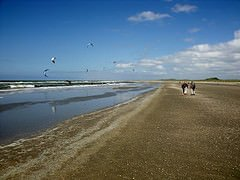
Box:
[0,80,160,144]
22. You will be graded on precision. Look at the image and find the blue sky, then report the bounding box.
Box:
[0,0,240,80]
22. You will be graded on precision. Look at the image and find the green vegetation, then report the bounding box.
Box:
[203,77,240,82]
[159,77,240,82]
[204,77,220,81]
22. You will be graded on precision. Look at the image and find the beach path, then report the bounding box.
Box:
[1,83,240,179]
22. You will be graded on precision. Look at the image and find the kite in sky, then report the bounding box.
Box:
[87,42,94,48]
[51,57,56,64]
[43,69,49,77]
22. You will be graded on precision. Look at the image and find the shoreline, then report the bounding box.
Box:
[0,83,159,145]
[1,82,240,179]
[0,87,157,146]
[0,84,159,179]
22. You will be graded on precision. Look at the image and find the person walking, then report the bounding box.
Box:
[181,82,188,95]
[190,81,196,95]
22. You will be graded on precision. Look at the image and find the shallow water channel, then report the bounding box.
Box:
[0,82,160,144]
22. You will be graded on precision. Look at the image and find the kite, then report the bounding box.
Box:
[87,42,94,48]
[43,69,49,77]
[51,57,56,64]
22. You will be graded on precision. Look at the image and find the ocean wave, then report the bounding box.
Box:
[0,80,134,93]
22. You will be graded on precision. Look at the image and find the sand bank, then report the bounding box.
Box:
[0,82,240,179]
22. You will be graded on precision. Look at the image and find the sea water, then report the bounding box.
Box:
[0,81,160,144]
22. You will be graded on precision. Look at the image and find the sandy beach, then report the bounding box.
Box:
[0,82,240,179]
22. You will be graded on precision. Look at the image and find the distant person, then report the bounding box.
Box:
[181,82,188,95]
[190,81,196,95]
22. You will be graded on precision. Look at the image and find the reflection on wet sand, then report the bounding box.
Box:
[51,105,56,114]
[0,86,152,112]
[0,83,159,145]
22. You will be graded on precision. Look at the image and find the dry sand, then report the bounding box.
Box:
[0,82,240,179]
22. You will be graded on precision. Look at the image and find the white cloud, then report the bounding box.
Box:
[184,38,194,42]
[116,63,134,68]
[172,4,197,13]
[192,44,210,51]
[188,28,200,33]
[131,29,240,78]
[114,30,240,79]
[167,31,240,76]
[138,59,163,67]
[173,67,180,72]
[156,65,164,70]
[234,30,240,39]
[128,11,171,22]
[228,38,240,47]
[233,53,240,59]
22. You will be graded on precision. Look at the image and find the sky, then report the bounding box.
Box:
[0,0,240,80]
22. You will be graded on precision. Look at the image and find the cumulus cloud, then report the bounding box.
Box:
[128,11,171,22]
[167,30,240,77]
[114,30,240,78]
[172,4,197,13]
[117,29,240,79]
[114,58,166,75]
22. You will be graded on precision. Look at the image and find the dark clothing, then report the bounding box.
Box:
[190,83,196,90]
[190,82,196,95]
[181,83,188,93]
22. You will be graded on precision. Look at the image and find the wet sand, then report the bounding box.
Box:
[0,82,240,179]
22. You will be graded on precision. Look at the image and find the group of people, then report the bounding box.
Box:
[181,81,196,95]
